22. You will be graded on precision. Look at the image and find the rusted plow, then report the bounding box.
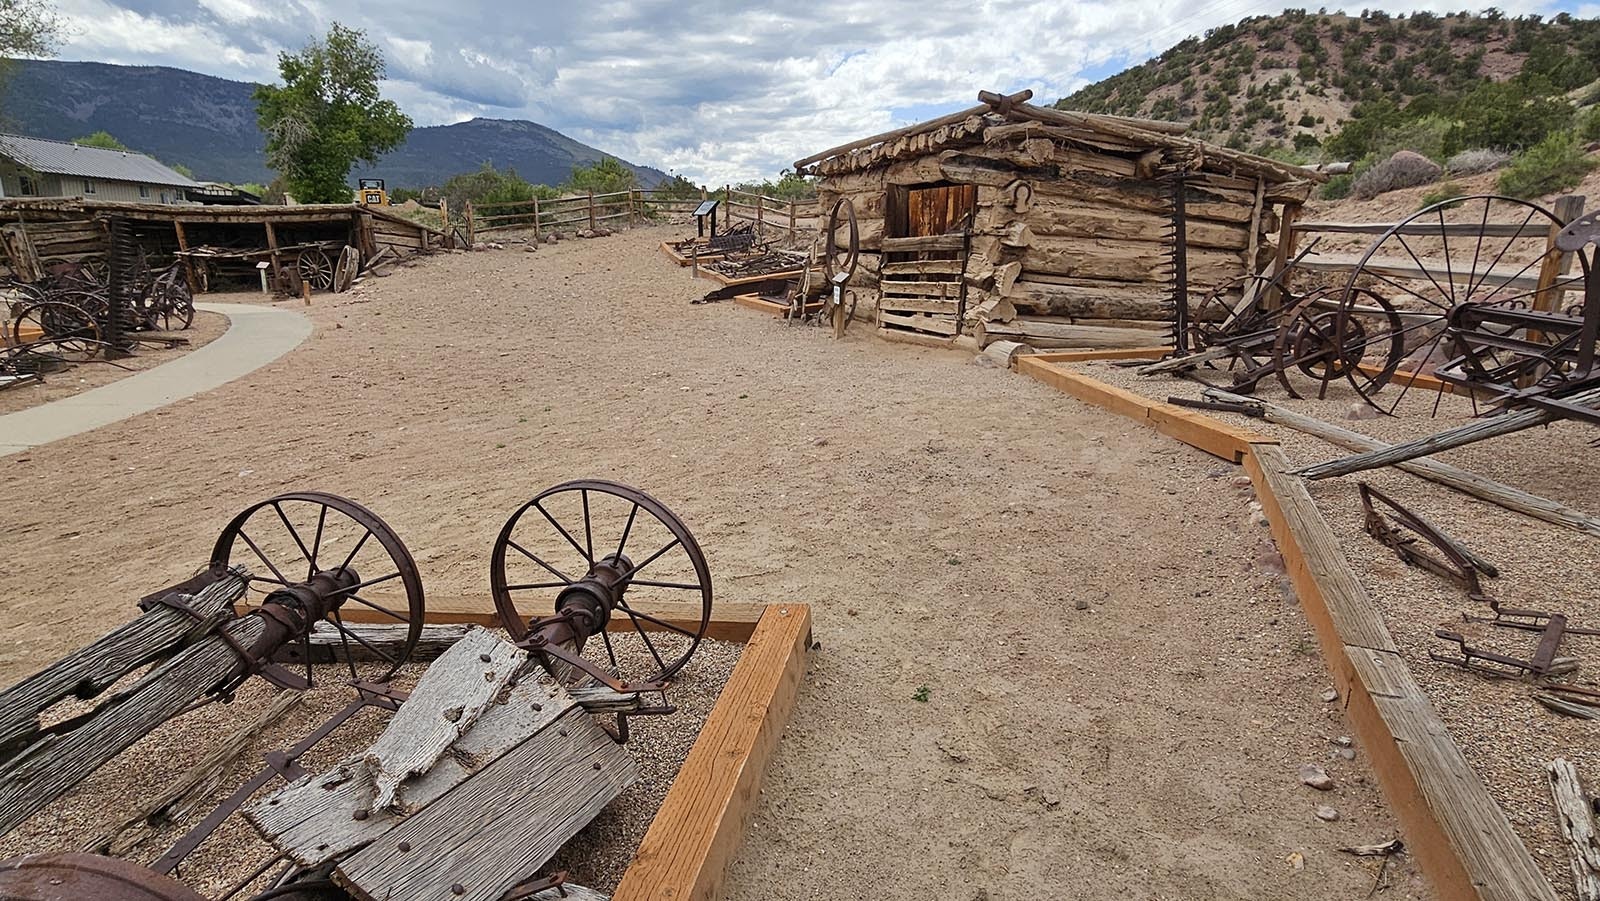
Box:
[0,481,716,901]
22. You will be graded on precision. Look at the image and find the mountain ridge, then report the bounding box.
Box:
[1054,10,1600,156]
[0,60,667,189]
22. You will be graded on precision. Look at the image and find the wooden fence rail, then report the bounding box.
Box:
[461,186,820,246]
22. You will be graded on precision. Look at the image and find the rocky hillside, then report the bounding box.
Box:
[1,60,667,189]
[1056,9,1600,155]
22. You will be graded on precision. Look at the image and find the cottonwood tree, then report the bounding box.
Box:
[255,23,411,203]
[0,0,58,58]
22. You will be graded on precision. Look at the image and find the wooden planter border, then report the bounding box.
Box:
[335,596,812,901]
[660,241,735,268]
[1014,352,1555,901]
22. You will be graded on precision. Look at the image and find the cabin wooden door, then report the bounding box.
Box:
[879,182,978,340]
[888,183,978,238]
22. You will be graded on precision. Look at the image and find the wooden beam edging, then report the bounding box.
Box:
[1023,347,1172,364]
[613,603,811,901]
[1246,445,1556,901]
[1014,356,1273,462]
[1007,349,1556,901]
[732,294,788,317]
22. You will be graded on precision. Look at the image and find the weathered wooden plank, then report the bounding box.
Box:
[248,668,575,867]
[881,234,964,253]
[879,297,960,314]
[88,688,306,856]
[277,623,470,665]
[336,707,636,901]
[1201,388,1600,539]
[881,259,965,277]
[365,629,526,810]
[982,320,1169,350]
[1294,219,1552,239]
[1548,758,1600,901]
[879,310,958,336]
[1298,384,1600,480]
[880,280,962,297]
[0,575,256,835]
[0,578,239,757]
[614,605,810,901]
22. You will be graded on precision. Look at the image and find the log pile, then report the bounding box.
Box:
[797,89,1320,348]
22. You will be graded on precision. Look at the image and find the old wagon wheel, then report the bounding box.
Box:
[80,256,109,286]
[491,480,712,688]
[10,301,102,362]
[296,248,335,291]
[210,492,426,683]
[1271,287,1404,399]
[822,197,859,285]
[146,269,196,331]
[1336,194,1593,413]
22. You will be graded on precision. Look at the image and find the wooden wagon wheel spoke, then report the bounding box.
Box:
[296,248,335,290]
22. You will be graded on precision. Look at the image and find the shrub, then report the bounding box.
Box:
[1351,150,1443,199]
[1497,131,1597,198]
[1444,148,1511,175]
[1580,106,1600,143]
[1419,181,1466,208]
[1320,172,1355,200]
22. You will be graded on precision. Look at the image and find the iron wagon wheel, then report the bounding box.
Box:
[1336,194,1591,413]
[10,301,102,362]
[491,479,713,687]
[149,271,196,331]
[296,248,335,291]
[210,492,426,683]
[1271,287,1403,400]
[822,197,859,285]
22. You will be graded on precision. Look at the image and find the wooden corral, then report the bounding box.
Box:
[794,89,1323,348]
[0,198,449,291]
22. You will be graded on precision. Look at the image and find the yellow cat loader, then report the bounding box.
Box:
[356,177,389,206]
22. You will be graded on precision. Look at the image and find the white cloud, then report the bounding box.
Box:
[48,0,1586,185]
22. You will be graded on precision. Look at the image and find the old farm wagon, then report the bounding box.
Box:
[794,89,1324,348]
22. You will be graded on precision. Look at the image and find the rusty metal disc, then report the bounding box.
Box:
[0,853,208,901]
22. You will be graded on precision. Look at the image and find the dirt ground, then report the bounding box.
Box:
[1075,358,1599,900]
[0,226,1428,900]
[0,310,228,415]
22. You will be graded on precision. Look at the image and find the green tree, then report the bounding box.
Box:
[254,23,411,203]
[439,163,556,211]
[74,130,128,150]
[565,156,637,195]
[0,0,58,58]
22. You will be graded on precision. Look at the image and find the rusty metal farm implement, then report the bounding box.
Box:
[1148,194,1599,469]
[0,480,715,901]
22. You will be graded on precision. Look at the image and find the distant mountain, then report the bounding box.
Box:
[351,118,668,189]
[1,60,667,189]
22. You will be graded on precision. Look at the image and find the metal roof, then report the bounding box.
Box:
[0,133,201,188]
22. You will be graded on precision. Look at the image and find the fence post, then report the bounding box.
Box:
[756,194,764,241]
[788,197,796,246]
[439,197,449,235]
[465,202,476,246]
[532,196,541,243]
[587,190,597,231]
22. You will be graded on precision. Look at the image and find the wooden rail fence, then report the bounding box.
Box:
[462,187,819,247]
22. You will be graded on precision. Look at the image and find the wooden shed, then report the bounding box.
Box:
[795,89,1323,348]
[0,198,448,290]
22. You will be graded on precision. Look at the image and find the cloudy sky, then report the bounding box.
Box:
[47,0,1592,184]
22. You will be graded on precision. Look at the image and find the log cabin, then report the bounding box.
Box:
[795,89,1324,348]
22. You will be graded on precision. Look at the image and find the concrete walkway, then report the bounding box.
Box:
[0,303,312,457]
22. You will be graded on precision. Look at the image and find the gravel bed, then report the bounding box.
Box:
[1061,356,1599,900]
[0,631,740,898]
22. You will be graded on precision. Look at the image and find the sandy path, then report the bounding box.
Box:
[0,227,1425,899]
